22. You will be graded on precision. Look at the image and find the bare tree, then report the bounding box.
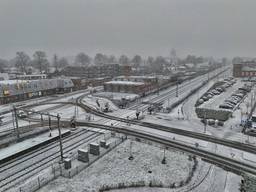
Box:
[0,59,7,73]
[15,52,30,74]
[119,55,129,65]
[108,55,117,63]
[152,56,166,73]
[132,55,142,68]
[58,57,69,69]
[75,52,90,66]
[53,54,59,72]
[94,53,106,65]
[33,51,48,74]
[147,56,154,66]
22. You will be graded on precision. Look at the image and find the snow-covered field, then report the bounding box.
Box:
[94,92,139,101]
[38,140,193,192]
[82,95,119,112]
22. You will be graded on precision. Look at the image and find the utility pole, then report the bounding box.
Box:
[128,140,134,160]
[176,81,179,97]
[13,106,20,139]
[40,113,43,125]
[48,114,52,137]
[161,148,166,164]
[204,109,207,133]
[57,114,64,162]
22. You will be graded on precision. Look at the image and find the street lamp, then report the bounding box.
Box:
[48,112,52,137]
[176,80,179,97]
[57,114,64,162]
[13,106,20,139]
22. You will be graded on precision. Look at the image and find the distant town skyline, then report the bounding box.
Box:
[0,0,256,59]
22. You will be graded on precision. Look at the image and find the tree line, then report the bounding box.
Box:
[0,51,211,75]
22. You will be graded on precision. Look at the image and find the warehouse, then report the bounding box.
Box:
[103,81,150,95]
[0,79,74,104]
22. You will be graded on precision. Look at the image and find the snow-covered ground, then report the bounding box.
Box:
[94,92,139,101]
[82,95,119,112]
[38,140,194,192]
[0,129,70,161]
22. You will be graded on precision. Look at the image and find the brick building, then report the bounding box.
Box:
[233,61,256,77]
[103,81,150,95]
[61,64,132,78]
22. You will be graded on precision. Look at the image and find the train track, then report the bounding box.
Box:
[75,122,256,175]
[0,129,102,191]
[128,73,208,111]
[0,66,234,190]
[128,67,229,111]
[75,91,256,155]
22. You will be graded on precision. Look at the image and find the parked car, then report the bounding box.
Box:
[224,102,235,108]
[17,111,27,118]
[212,89,221,95]
[225,99,237,105]
[219,104,233,109]
[216,87,224,92]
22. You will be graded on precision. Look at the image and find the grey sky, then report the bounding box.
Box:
[0,0,256,59]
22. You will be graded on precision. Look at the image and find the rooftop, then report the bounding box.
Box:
[104,80,145,86]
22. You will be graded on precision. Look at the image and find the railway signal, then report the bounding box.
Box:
[16,107,64,162]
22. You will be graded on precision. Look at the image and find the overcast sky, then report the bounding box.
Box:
[0,0,255,59]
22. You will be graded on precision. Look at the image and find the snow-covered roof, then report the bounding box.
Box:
[104,81,145,86]
[185,63,195,68]
[116,75,156,79]
[0,80,31,85]
[197,62,209,68]
[242,66,256,71]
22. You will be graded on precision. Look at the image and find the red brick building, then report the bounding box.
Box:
[233,61,256,77]
[103,81,150,95]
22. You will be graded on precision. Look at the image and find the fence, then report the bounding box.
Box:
[14,137,125,192]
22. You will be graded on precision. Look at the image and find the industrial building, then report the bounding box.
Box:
[70,77,111,91]
[233,61,256,77]
[0,79,74,104]
[103,81,150,95]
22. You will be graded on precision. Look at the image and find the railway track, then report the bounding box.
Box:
[75,122,256,175]
[76,94,256,155]
[128,67,229,111]
[0,128,102,191]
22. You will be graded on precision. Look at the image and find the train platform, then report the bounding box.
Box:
[0,129,71,164]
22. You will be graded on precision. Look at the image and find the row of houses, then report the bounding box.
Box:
[60,64,131,78]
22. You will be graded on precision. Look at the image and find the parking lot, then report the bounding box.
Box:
[198,78,249,111]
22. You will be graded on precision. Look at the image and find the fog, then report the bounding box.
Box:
[0,0,256,58]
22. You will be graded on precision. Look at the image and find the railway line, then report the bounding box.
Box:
[0,66,241,190]
[0,128,102,191]
[76,91,256,155]
[75,122,256,175]
[128,66,229,111]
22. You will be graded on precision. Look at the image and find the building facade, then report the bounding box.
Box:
[0,79,74,104]
[233,61,256,77]
[60,64,132,78]
[103,81,150,95]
